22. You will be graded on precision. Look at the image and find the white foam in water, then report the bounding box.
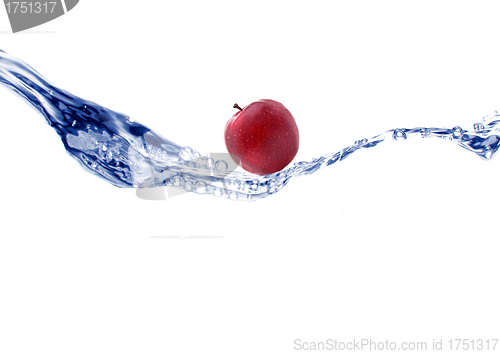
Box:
[1,49,499,201]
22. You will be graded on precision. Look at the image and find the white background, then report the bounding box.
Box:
[1,1,499,353]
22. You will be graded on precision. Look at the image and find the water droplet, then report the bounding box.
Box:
[228,191,238,200]
[195,181,207,193]
[249,179,259,191]
[215,160,228,172]
[234,180,244,190]
[393,129,407,141]
[72,120,76,127]
[102,144,108,151]
[179,146,193,161]
[452,126,464,139]
[267,179,279,194]
[184,179,194,191]
[474,123,485,133]
[420,128,430,137]
[484,147,493,159]
[172,176,183,186]
[196,156,205,166]
[495,110,498,114]
[276,172,286,180]
[213,188,223,197]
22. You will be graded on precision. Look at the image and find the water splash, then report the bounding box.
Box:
[1,49,499,201]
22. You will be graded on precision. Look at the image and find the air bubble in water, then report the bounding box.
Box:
[195,181,207,193]
[196,156,205,166]
[105,151,113,162]
[268,186,278,194]
[171,176,183,186]
[213,188,223,197]
[192,152,201,161]
[452,126,464,139]
[179,146,193,161]
[72,120,76,127]
[474,123,485,133]
[229,191,238,200]
[249,179,259,191]
[393,129,407,141]
[215,160,228,172]
[235,180,244,190]
[184,179,194,191]
[276,172,287,181]
[420,128,430,137]
[485,147,493,159]
[267,179,279,194]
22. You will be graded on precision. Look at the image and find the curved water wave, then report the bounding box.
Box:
[1,49,499,201]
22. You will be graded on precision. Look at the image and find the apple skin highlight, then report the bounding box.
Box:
[224,99,300,175]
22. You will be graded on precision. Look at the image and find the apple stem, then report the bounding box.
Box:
[233,103,243,111]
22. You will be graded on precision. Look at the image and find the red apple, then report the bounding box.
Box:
[224,99,300,175]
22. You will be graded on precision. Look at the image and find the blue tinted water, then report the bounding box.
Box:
[1,49,499,201]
